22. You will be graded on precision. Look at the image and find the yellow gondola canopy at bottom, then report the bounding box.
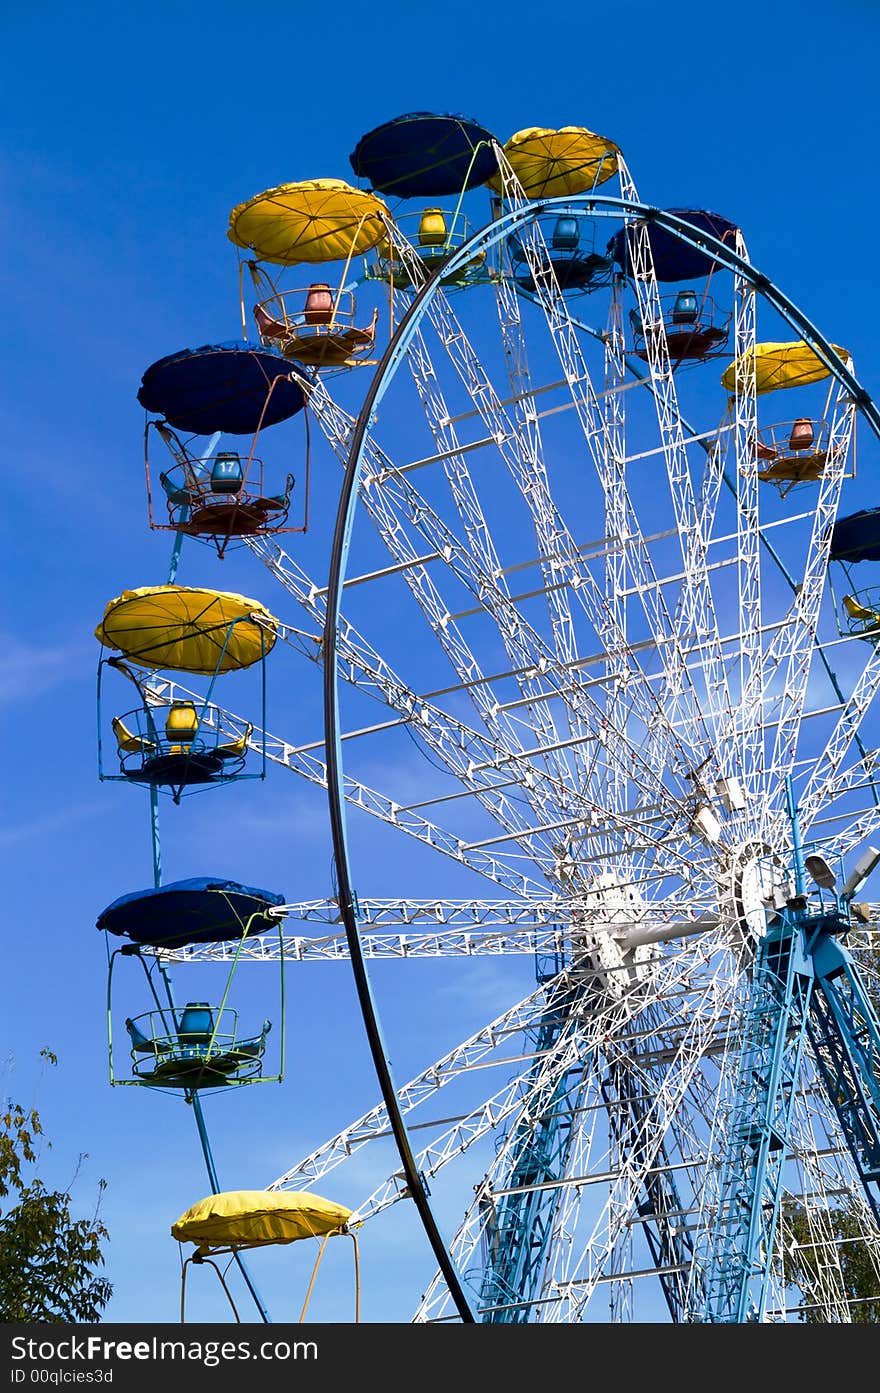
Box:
[227,179,390,266]
[95,585,278,674]
[171,1190,355,1253]
[721,339,851,395]
[486,126,621,198]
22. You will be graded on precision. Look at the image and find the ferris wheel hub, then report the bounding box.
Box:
[728,841,791,941]
[569,873,658,997]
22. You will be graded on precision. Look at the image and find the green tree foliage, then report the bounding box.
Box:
[0,1051,112,1321]
[783,1197,880,1322]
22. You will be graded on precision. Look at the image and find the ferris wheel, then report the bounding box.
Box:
[112,113,880,1323]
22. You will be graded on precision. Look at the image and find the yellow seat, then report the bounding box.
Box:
[216,723,253,761]
[112,715,155,755]
[843,594,880,627]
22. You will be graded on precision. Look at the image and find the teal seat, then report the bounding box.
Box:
[210,453,244,495]
[263,473,295,509]
[551,216,580,251]
[177,1002,214,1048]
[159,471,193,506]
[126,1017,160,1055]
[672,290,699,324]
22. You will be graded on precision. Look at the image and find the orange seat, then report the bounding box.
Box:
[254,303,289,342]
[753,435,778,461]
[789,418,815,451]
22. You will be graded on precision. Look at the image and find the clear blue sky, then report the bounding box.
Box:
[2,0,878,1325]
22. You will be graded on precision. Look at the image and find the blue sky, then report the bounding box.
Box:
[3,0,878,1326]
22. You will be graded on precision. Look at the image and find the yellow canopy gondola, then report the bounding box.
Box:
[228,179,390,265]
[487,126,620,198]
[721,340,850,395]
[96,586,277,674]
[172,1189,353,1251]
[172,1189,359,1323]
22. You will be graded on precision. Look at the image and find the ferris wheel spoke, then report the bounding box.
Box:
[414,986,646,1322]
[247,529,420,709]
[590,302,724,864]
[829,801,880,862]
[544,964,736,1318]
[601,291,632,840]
[797,639,880,836]
[333,442,714,863]
[655,447,729,739]
[401,319,576,773]
[421,282,616,628]
[633,455,729,807]
[617,229,734,758]
[764,389,857,802]
[729,249,766,817]
[279,897,569,928]
[143,674,552,895]
[415,290,714,807]
[402,193,679,732]
[163,924,571,966]
[267,975,566,1194]
[612,200,740,763]
[359,438,581,811]
[162,892,722,967]
[530,1048,701,1321]
[577,296,760,798]
[473,1035,612,1322]
[349,976,591,1227]
[772,736,876,822]
[307,375,591,826]
[245,533,596,869]
[485,162,701,748]
[488,266,597,793]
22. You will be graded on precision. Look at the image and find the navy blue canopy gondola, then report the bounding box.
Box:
[349,112,499,197]
[830,509,880,565]
[97,877,285,948]
[608,209,739,281]
[137,341,308,435]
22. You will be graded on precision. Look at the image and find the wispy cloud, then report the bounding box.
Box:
[0,798,105,849]
[0,633,90,706]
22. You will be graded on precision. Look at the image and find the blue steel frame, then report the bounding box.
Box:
[323,195,880,1322]
[702,779,880,1321]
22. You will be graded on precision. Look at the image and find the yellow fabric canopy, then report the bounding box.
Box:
[171,1190,353,1250]
[488,126,620,197]
[228,179,389,265]
[721,340,850,395]
[96,586,277,674]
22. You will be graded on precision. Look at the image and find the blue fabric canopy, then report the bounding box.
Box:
[96,877,285,947]
[137,342,308,435]
[349,112,498,197]
[830,508,880,564]
[608,209,739,282]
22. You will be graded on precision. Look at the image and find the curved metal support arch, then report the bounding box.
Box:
[322,194,879,1327]
[322,265,478,1325]
[416,194,880,441]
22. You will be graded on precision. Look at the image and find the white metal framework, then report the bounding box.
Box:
[155,150,880,1322]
